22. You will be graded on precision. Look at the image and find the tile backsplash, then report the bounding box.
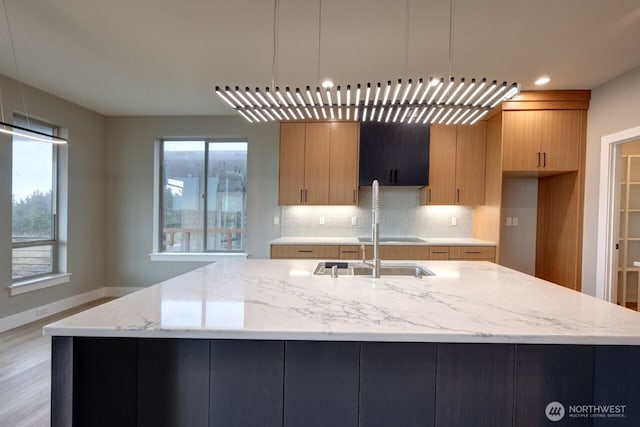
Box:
[280,188,473,238]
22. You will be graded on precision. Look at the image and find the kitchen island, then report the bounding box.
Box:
[45,259,640,426]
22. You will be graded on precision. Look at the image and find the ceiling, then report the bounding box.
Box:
[0,0,639,117]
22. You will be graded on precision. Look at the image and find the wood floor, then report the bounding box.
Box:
[0,298,115,427]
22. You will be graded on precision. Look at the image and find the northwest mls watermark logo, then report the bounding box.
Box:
[545,401,627,421]
[546,401,566,421]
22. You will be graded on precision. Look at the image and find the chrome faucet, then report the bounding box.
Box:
[371,180,381,278]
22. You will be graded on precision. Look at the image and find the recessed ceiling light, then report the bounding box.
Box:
[321,80,334,89]
[535,76,551,86]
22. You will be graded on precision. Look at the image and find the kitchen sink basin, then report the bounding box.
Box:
[313,262,435,277]
[357,237,426,243]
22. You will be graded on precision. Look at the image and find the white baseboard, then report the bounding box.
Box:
[0,286,143,333]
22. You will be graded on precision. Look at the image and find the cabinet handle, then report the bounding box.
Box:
[543,152,547,167]
[537,152,541,167]
[456,189,460,203]
[297,250,313,253]
[353,189,356,203]
[428,188,432,203]
[389,169,393,183]
[304,189,308,203]
[394,169,398,183]
[300,189,304,203]
[432,251,448,254]
[465,251,481,254]
[342,250,358,253]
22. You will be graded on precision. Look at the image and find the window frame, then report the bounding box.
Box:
[157,137,248,255]
[10,117,60,283]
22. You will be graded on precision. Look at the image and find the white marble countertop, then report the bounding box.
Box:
[44,259,640,344]
[270,237,495,246]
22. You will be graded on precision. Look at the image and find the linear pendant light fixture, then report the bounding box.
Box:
[215,78,519,125]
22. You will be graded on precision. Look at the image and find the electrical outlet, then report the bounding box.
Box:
[451,217,457,226]
[273,216,279,226]
[351,216,357,226]
[506,217,513,227]
[319,216,325,226]
[513,217,519,226]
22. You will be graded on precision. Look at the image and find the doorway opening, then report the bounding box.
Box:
[596,125,640,310]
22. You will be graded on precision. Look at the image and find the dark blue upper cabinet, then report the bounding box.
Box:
[359,122,430,186]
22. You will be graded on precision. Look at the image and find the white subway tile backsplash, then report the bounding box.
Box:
[280,188,474,238]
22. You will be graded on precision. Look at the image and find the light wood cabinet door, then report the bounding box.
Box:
[455,122,486,205]
[304,123,331,205]
[429,247,450,260]
[502,110,542,171]
[329,122,359,205]
[423,125,457,205]
[540,110,581,171]
[339,245,362,260]
[449,246,496,261]
[278,123,306,205]
[502,110,581,172]
[379,245,430,260]
[270,245,340,259]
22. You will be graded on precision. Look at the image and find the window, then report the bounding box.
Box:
[11,116,58,281]
[160,139,247,253]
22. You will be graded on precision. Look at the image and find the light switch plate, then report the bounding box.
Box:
[319,216,325,226]
[506,217,512,227]
[273,216,279,226]
[451,217,457,226]
[351,216,357,226]
[513,217,519,226]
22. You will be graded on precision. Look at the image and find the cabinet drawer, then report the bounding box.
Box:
[380,245,430,261]
[428,247,450,260]
[449,246,495,260]
[270,245,340,259]
[339,245,362,260]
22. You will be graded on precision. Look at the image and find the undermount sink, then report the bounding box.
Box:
[357,237,426,243]
[313,262,435,277]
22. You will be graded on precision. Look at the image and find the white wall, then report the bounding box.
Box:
[0,73,106,318]
[499,178,538,275]
[104,116,280,287]
[583,65,640,296]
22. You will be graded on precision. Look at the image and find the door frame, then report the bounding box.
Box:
[596,125,640,301]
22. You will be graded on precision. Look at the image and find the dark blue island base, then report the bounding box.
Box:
[51,337,640,427]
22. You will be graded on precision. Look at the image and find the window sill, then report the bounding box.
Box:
[9,273,72,296]
[149,252,248,262]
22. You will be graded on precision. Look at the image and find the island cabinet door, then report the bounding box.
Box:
[359,342,436,427]
[514,344,594,427]
[137,339,211,427]
[283,341,360,427]
[435,344,515,427]
[210,340,284,427]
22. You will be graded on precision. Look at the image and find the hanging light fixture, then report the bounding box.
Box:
[214,0,519,125]
[0,0,68,144]
[215,79,519,126]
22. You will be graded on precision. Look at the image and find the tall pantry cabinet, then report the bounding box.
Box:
[473,91,590,291]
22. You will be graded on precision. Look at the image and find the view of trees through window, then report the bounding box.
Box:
[162,140,247,252]
[11,116,57,280]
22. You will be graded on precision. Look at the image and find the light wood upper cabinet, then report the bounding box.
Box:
[421,122,486,206]
[279,122,359,205]
[455,123,487,205]
[278,123,307,205]
[423,125,457,205]
[329,122,359,205]
[304,123,331,205]
[502,110,581,172]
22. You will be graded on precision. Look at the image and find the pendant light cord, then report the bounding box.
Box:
[317,0,322,84]
[405,0,410,79]
[271,0,279,90]
[448,0,455,78]
[2,0,30,128]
